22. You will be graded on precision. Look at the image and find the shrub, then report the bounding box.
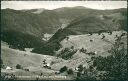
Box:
[58,48,77,60]
[16,64,22,69]
[1,59,3,67]
[77,72,81,77]
[0,59,5,69]
[59,66,68,73]
[67,69,73,74]
[78,65,84,72]
[80,48,87,53]
[71,46,74,49]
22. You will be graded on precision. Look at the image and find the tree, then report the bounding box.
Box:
[78,65,83,72]
[67,69,73,74]
[92,34,127,80]
[0,59,5,69]
[58,47,77,60]
[16,64,22,69]
[77,72,81,77]
[0,59,3,65]
[108,38,127,80]
[71,46,74,49]
[59,66,68,73]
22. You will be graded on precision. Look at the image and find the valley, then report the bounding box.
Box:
[1,6,127,80]
[1,30,127,80]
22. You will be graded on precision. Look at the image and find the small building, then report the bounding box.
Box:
[94,51,97,54]
[90,39,93,42]
[66,36,69,41]
[43,63,51,69]
[74,67,79,73]
[46,63,50,67]
[6,66,12,70]
[42,33,53,41]
[25,48,33,52]
[101,34,105,39]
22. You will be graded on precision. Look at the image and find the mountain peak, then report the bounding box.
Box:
[73,6,89,9]
[32,8,45,14]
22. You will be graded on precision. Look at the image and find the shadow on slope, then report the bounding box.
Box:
[1,30,45,51]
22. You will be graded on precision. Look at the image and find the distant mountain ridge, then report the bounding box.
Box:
[48,7,127,43]
[1,8,61,37]
[1,6,127,54]
[1,8,61,50]
[32,7,127,55]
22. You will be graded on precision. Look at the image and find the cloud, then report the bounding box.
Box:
[1,1,127,10]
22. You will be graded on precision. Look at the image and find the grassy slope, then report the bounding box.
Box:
[1,30,127,80]
[33,12,127,55]
[1,41,71,80]
[1,41,91,78]
[47,31,127,70]
[60,31,127,56]
[1,41,64,68]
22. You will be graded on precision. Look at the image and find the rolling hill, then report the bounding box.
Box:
[1,30,127,80]
[1,8,61,50]
[1,7,127,54]
[1,8,61,36]
[1,6,127,80]
[32,8,127,55]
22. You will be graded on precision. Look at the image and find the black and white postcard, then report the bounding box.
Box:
[1,0,127,80]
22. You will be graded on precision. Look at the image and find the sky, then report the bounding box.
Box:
[1,1,127,10]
